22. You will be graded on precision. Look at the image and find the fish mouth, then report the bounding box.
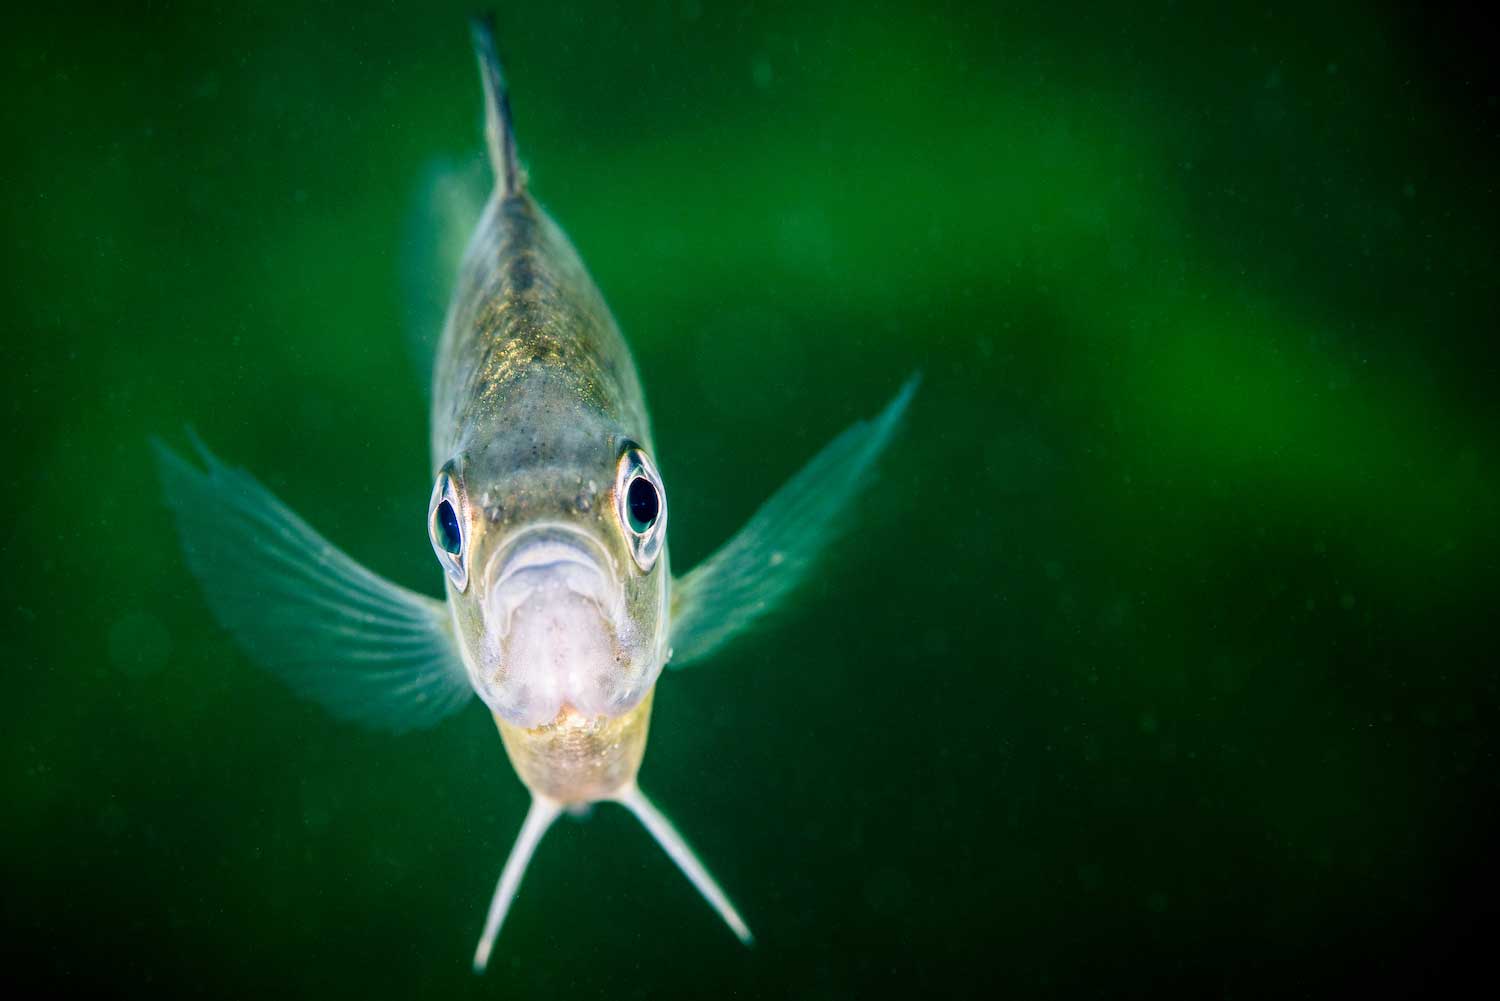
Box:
[484,522,623,640]
[477,521,630,726]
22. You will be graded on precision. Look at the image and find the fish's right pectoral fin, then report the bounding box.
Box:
[668,374,919,669]
[152,433,474,734]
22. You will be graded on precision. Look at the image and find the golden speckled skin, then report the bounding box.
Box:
[496,693,655,803]
[432,194,648,463]
[431,186,671,782]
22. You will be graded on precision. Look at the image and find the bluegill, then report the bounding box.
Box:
[154,14,916,974]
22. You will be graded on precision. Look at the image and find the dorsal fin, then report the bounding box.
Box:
[469,13,524,196]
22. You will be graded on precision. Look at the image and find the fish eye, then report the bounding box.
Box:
[436,500,462,555]
[615,443,666,572]
[626,476,660,533]
[427,469,468,591]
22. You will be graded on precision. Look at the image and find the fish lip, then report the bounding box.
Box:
[495,538,602,587]
[485,520,617,589]
[482,521,623,639]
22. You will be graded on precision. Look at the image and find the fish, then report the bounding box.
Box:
[153,14,916,974]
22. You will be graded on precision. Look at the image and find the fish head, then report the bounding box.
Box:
[427,416,669,729]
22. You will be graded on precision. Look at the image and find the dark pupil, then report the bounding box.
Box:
[436,499,462,555]
[626,476,659,532]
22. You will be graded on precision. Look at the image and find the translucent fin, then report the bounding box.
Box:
[152,434,473,734]
[400,156,487,394]
[614,785,753,945]
[469,13,524,196]
[473,796,562,973]
[668,374,920,668]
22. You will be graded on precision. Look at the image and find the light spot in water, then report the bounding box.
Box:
[752,56,773,90]
[775,203,834,271]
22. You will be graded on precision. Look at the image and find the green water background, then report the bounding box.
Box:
[4,1,1496,996]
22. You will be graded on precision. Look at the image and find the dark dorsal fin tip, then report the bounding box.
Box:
[469,13,524,196]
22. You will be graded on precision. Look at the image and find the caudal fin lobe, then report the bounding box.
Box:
[615,785,754,945]
[473,796,563,973]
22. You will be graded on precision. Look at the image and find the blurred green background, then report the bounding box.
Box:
[3,1,1496,996]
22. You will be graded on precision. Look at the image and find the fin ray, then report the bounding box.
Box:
[153,436,473,733]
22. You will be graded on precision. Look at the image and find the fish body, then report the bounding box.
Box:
[155,14,915,975]
[433,182,668,741]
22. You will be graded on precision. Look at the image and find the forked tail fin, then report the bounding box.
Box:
[473,796,562,973]
[472,787,751,974]
[614,785,754,945]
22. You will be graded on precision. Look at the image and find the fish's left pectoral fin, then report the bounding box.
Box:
[615,785,753,945]
[668,373,920,669]
[152,433,474,734]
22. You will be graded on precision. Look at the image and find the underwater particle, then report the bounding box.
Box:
[986,431,1063,493]
[1340,592,1356,610]
[108,611,172,678]
[1044,560,1064,582]
[301,784,332,832]
[863,866,911,915]
[752,55,773,89]
[99,801,129,839]
[1146,891,1169,913]
[1138,712,1158,735]
[1099,596,1130,629]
